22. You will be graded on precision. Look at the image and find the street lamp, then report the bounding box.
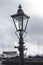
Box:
[11,4,30,65]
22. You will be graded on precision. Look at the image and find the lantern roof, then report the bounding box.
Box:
[11,4,30,19]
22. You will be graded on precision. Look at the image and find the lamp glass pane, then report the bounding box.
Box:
[23,18,28,30]
[18,20,22,30]
[14,19,19,29]
[14,15,22,30]
[23,16,28,30]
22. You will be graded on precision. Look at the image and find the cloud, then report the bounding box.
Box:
[27,16,43,35]
[24,16,43,47]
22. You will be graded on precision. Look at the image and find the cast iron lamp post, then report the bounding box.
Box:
[11,4,30,65]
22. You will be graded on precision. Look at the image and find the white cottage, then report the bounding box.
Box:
[2,51,18,58]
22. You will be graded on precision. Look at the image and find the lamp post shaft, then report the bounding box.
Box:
[18,31,24,65]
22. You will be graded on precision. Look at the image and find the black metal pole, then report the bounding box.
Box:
[18,31,24,65]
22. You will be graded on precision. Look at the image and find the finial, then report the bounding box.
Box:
[18,4,22,9]
[17,4,23,14]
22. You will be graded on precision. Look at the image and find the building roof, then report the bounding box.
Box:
[3,51,17,55]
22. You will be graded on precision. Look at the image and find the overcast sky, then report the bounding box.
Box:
[0,0,43,55]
